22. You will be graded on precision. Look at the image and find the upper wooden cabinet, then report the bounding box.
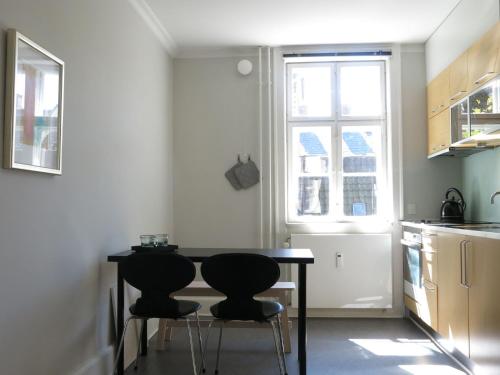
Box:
[428,109,450,155]
[427,68,450,119]
[467,22,500,91]
[427,21,500,157]
[449,51,469,103]
[496,42,500,73]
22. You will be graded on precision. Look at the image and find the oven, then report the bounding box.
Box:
[401,228,423,302]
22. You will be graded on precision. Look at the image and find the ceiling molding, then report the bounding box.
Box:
[400,44,426,53]
[176,46,261,59]
[127,0,178,56]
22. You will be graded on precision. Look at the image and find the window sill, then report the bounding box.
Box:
[285,219,394,234]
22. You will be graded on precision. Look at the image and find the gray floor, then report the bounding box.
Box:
[126,318,466,375]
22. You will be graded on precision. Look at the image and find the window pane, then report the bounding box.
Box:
[290,66,332,118]
[343,176,377,216]
[342,126,382,217]
[292,127,331,216]
[339,64,382,117]
[298,177,330,216]
[342,126,381,171]
[470,80,500,136]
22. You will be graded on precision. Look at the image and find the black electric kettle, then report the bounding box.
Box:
[440,187,466,222]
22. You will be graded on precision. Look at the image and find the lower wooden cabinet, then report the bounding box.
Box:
[468,237,500,374]
[437,232,469,357]
[435,232,500,374]
[405,282,438,331]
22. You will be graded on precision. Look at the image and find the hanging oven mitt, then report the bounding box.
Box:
[234,157,260,189]
[225,158,244,190]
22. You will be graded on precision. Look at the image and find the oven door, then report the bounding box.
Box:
[402,239,422,301]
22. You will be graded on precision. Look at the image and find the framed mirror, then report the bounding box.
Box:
[3,30,65,175]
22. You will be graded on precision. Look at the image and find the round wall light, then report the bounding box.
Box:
[237,59,253,76]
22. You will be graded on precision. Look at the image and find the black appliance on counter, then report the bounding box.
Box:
[440,187,466,223]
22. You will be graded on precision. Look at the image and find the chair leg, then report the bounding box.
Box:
[195,312,206,373]
[277,291,291,353]
[134,319,146,370]
[276,316,288,375]
[214,325,224,375]
[186,318,198,375]
[199,320,214,375]
[271,321,284,375]
[112,317,134,375]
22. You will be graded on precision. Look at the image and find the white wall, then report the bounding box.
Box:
[173,57,260,248]
[0,1,173,374]
[173,46,459,318]
[425,0,499,82]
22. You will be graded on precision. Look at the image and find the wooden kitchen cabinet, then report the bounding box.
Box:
[423,280,438,330]
[468,237,500,374]
[448,51,469,103]
[437,231,469,357]
[428,109,450,155]
[496,43,500,74]
[427,68,450,119]
[467,22,500,91]
[422,232,438,284]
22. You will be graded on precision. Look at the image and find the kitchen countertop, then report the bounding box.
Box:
[401,221,500,240]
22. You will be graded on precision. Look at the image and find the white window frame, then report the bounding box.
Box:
[286,59,389,223]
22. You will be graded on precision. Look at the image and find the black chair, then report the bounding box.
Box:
[113,251,204,374]
[200,253,288,375]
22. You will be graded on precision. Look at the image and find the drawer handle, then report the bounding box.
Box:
[421,248,436,254]
[424,284,436,291]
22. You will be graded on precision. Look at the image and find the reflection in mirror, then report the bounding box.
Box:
[15,39,61,170]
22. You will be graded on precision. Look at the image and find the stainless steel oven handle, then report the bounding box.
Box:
[400,239,421,248]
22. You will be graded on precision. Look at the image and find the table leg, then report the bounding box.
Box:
[117,264,124,375]
[298,263,307,375]
[141,319,148,355]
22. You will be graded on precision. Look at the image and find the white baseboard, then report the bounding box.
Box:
[70,326,160,375]
[288,307,403,318]
[70,347,114,375]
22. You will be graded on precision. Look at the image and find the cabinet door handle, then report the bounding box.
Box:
[459,240,466,287]
[464,240,472,288]
[450,91,466,101]
[474,71,495,85]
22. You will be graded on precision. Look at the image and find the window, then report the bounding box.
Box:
[286,61,388,222]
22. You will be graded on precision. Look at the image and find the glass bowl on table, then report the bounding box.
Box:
[155,234,169,247]
[140,235,156,247]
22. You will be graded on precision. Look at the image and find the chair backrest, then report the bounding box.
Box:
[122,251,195,296]
[201,253,280,300]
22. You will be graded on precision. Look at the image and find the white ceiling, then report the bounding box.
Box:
[144,0,461,55]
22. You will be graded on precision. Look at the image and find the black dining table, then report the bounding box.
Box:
[108,247,314,375]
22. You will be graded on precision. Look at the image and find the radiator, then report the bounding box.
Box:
[291,234,392,309]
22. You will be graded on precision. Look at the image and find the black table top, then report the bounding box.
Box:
[107,247,314,264]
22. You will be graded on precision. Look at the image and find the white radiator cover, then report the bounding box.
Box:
[291,234,392,309]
